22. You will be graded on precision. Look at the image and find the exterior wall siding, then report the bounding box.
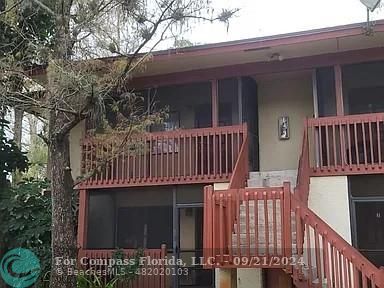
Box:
[308,176,351,244]
[257,72,313,171]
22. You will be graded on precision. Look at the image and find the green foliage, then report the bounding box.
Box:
[0,179,51,280]
[76,249,143,288]
[25,134,48,180]
[77,273,119,288]
[111,249,143,283]
[0,0,55,64]
[0,118,28,186]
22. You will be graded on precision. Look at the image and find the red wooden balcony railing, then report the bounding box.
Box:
[79,124,247,188]
[78,246,168,288]
[307,112,384,176]
[203,184,292,268]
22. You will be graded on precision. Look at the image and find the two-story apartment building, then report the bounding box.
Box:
[65,20,384,288]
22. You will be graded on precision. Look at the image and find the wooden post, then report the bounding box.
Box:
[334,65,344,116]
[212,80,219,128]
[204,185,215,267]
[312,70,321,168]
[237,77,243,124]
[379,267,384,287]
[312,69,319,118]
[283,182,292,273]
[77,189,88,249]
[334,64,347,166]
[160,244,167,288]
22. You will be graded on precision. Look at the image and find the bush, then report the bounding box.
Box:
[0,179,51,283]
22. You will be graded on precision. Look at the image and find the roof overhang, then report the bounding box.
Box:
[28,20,384,86]
[134,20,384,78]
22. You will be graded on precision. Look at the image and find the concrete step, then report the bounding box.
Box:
[248,170,297,188]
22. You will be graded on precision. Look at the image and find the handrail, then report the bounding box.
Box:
[80,124,247,188]
[294,119,310,204]
[291,195,384,288]
[83,124,247,141]
[228,129,249,189]
[307,111,384,125]
[204,184,292,268]
[203,125,249,268]
[204,185,384,287]
[307,112,384,176]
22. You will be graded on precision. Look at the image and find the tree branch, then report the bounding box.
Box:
[37,132,49,145]
[122,0,177,75]
[30,0,56,15]
[0,0,24,17]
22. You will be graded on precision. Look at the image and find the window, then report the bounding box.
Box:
[349,87,384,114]
[117,206,172,249]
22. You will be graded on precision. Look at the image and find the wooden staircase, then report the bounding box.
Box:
[232,200,297,257]
[203,122,384,287]
[204,185,384,288]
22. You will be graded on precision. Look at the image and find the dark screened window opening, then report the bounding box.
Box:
[117,206,172,249]
[349,86,384,114]
[316,67,337,117]
[218,78,239,126]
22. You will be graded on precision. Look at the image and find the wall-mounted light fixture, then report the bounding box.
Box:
[269,53,284,61]
[279,116,290,140]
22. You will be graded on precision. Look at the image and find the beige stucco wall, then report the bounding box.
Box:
[256,71,314,171]
[69,121,85,180]
[237,269,263,288]
[308,176,351,243]
[214,182,229,190]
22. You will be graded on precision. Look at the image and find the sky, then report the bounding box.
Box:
[183,0,384,45]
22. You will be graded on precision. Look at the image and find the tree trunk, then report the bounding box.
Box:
[12,108,23,183]
[49,133,77,287]
[27,114,37,143]
[49,2,77,287]
[13,108,23,147]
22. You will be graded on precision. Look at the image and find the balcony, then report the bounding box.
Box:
[79,124,247,189]
[307,112,384,176]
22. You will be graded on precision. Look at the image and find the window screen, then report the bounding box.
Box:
[117,206,172,249]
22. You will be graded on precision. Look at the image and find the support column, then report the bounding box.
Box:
[237,77,243,124]
[334,64,347,165]
[312,69,320,167]
[77,189,88,249]
[312,69,319,118]
[334,64,344,116]
[212,79,219,127]
[216,268,237,288]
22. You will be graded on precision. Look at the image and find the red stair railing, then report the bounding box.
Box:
[228,131,249,189]
[203,184,292,269]
[295,120,311,204]
[291,195,384,288]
